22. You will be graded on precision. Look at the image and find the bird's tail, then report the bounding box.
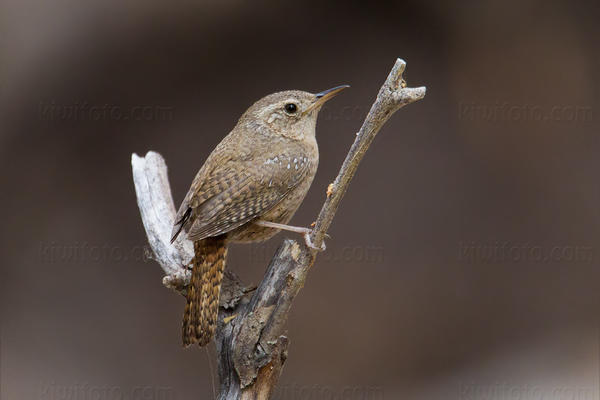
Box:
[182,235,228,347]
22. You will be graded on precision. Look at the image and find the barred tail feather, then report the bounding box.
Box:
[182,235,228,347]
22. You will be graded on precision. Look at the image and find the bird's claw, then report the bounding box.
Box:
[303,232,326,252]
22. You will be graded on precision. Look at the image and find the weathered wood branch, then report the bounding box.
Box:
[131,58,425,400]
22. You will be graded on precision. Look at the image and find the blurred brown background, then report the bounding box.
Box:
[1,0,598,399]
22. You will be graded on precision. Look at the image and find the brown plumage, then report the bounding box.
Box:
[182,236,227,346]
[171,86,348,347]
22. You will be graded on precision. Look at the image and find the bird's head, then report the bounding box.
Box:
[241,85,349,139]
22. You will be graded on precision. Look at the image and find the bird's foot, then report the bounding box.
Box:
[303,231,326,252]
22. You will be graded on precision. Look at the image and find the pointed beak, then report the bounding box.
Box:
[304,85,350,115]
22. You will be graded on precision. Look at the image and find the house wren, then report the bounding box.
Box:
[171,85,348,347]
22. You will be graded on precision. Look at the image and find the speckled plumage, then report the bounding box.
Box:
[172,87,346,347]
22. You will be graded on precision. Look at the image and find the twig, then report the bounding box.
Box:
[131,58,425,400]
[310,59,426,249]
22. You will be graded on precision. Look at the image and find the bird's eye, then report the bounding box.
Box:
[284,103,298,114]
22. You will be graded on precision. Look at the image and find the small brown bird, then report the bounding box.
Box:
[171,85,348,346]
